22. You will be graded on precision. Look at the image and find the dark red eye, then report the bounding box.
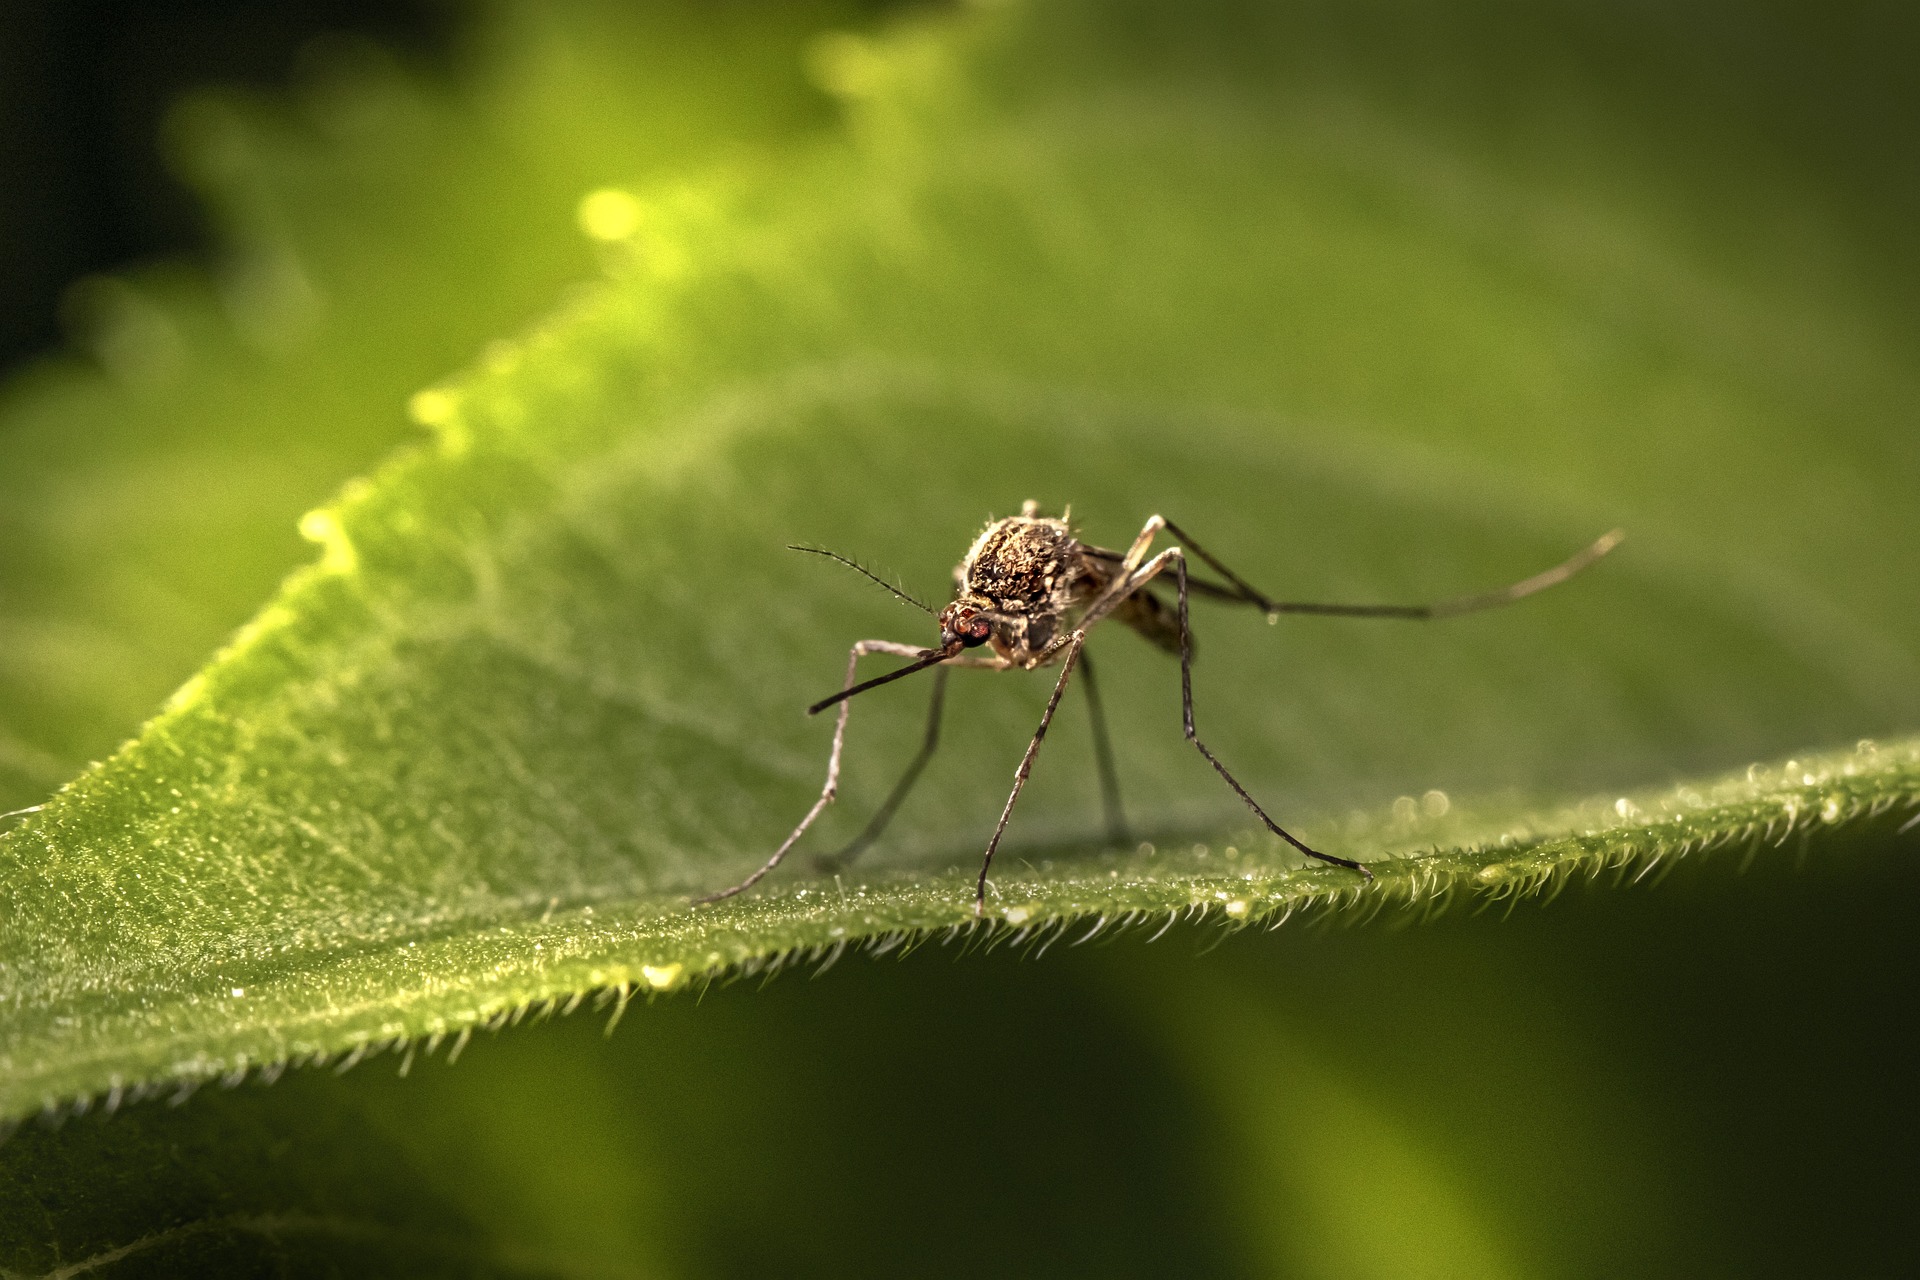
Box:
[962,616,991,646]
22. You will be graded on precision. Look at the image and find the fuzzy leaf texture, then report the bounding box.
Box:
[3,0,1919,1171]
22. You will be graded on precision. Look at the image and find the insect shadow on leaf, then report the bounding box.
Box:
[696,501,1624,916]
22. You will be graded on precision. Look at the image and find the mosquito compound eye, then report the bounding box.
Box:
[962,616,992,647]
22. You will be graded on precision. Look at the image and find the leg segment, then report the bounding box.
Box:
[1078,649,1131,847]
[816,665,949,873]
[695,639,927,904]
[1171,549,1372,879]
[975,631,1087,914]
[1096,547,1372,881]
[1159,518,1624,619]
[1118,514,1167,573]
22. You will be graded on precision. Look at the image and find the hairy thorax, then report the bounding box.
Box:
[954,514,1110,666]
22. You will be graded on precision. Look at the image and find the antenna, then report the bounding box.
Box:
[788,545,937,616]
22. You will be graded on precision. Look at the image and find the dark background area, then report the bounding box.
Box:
[0,0,462,377]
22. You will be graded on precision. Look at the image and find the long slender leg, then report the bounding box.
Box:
[1118,515,1167,572]
[1077,649,1130,846]
[1092,547,1372,881]
[1160,518,1624,619]
[975,631,1087,914]
[1168,550,1372,879]
[1079,514,1173,626]
[694,639,926,904]
[816,665,950,872]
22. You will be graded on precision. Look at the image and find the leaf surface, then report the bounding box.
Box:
[0,0,865,811]
[3,0,1919,1126]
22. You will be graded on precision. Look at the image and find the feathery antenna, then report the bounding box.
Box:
[788,545,937,616]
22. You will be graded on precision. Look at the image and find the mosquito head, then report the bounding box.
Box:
[939,597,995,649]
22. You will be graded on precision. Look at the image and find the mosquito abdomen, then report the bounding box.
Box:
[1113,589,1185,656]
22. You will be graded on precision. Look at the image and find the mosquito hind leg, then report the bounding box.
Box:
[1157,517,1624,619]
[815,665,950,873]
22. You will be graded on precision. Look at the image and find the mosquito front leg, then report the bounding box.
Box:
[694,638,927,905]
[816,665,950,873]
[975,630,1088,915]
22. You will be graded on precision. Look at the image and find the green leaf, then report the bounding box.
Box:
[0,0,868,811]
[5,856,1912,1275]
[4,0,1919,1164]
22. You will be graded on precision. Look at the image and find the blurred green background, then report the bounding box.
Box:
[2,1,1916,1276]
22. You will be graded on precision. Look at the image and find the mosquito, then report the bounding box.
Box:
[696,502,1623,915]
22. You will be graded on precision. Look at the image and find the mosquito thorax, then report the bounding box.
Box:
[959,515,1082,608]
[955,513,1096,663]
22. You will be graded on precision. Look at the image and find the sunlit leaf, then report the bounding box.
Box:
[3,0,1917,1170]
[0,0,869,811]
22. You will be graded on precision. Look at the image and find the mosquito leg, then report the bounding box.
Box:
[975,631,1087,915]
[1078,649,1131,847]
[1156,518,1273,608]
[1097,547,1372,881]
[1118,515,1167,572]
[816,666,949,873]
[1160,518,1624,619]
[694,638,926,905]
[1169,549,1372,880]
[1079,514,1169,624]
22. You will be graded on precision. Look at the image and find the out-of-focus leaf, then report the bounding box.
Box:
[0,0,874,811]
[8,842,1915,1277]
